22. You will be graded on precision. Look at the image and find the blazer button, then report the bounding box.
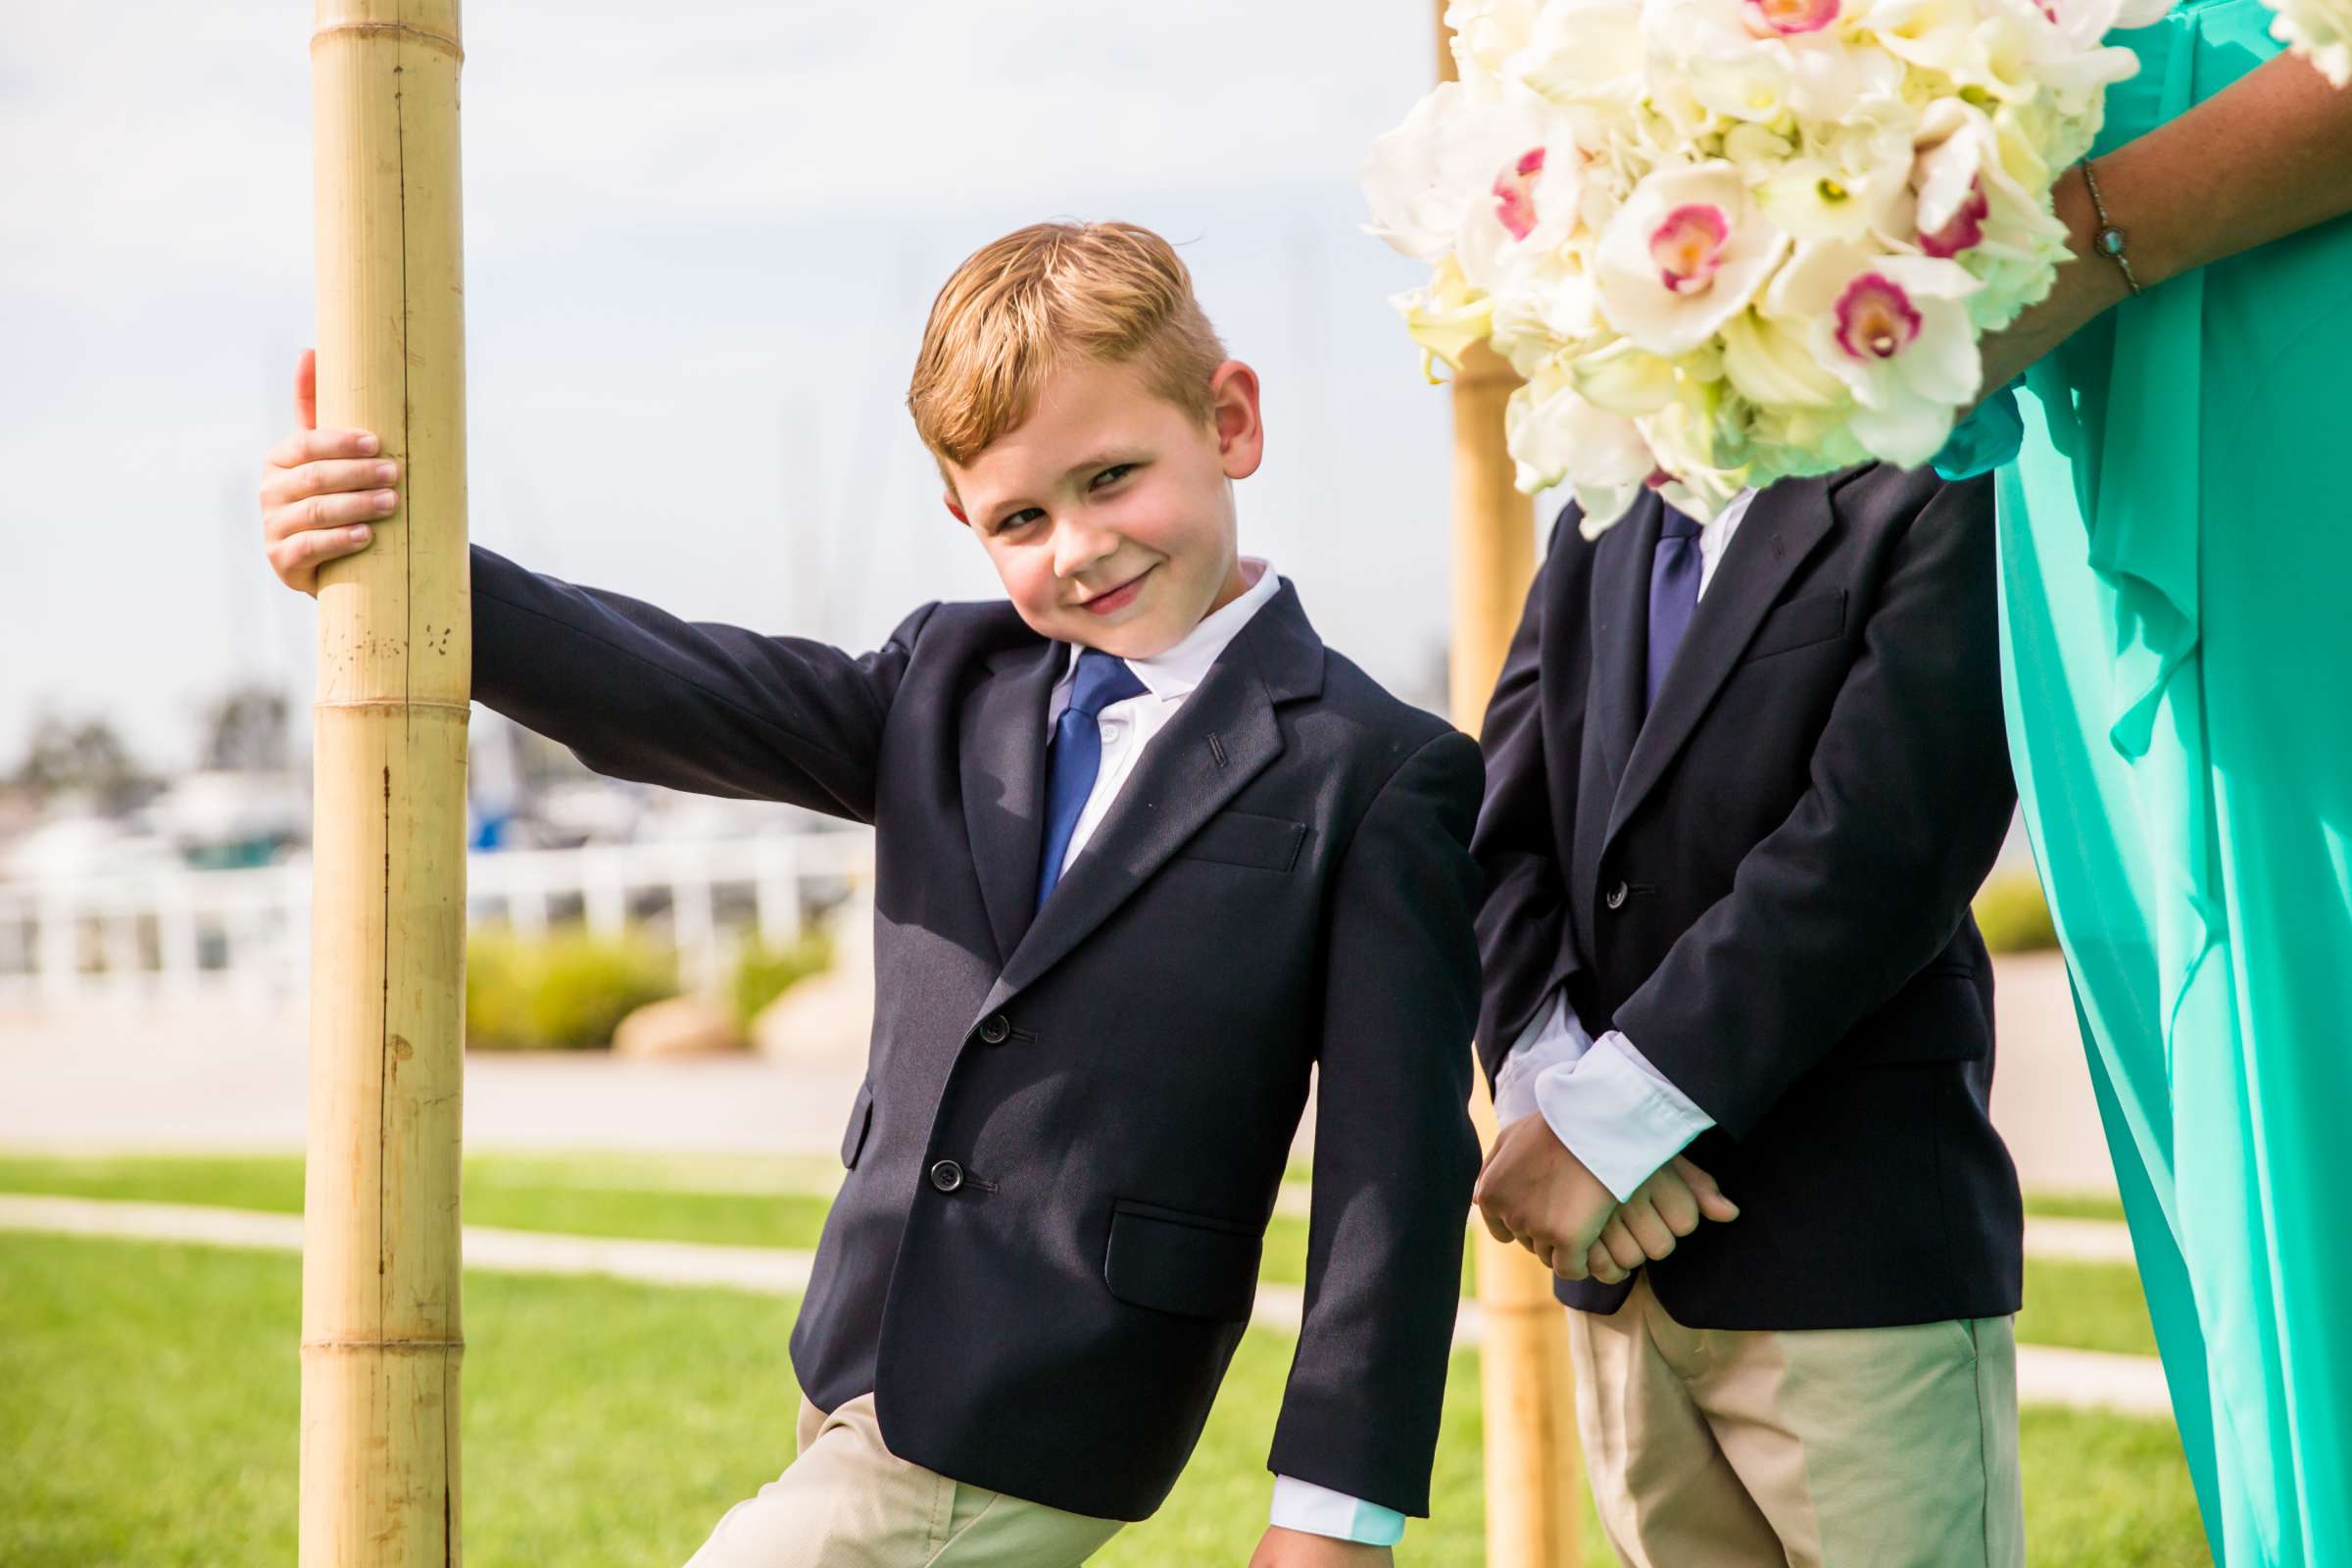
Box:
[1605,881,1630,910]
[929,1159,965,1194]
[977,1013,1012,1045]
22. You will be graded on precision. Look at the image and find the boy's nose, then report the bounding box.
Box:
[1054,521,1120,580]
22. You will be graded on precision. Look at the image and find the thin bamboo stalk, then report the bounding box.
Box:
[302,4,469,1563]
[1438,9,1586,1566]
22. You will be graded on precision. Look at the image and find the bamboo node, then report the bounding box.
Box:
[312,698,473,715]
[309,21,464,60]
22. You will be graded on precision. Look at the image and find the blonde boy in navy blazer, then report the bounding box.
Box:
[260,221,1484,1568]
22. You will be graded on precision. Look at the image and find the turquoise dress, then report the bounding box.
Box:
[1952,3,2352,1559]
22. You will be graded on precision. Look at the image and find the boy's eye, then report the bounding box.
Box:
[999,508,1045,534]
[1092,464,1135,489]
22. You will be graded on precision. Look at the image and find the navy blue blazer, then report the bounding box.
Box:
[466,547,1485,1520]
[1472,467,2026,1328]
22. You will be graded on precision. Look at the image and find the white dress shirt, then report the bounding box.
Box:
[1042,556,1404,1548]
[1044,558,1280,873]
[1492,487,1761,1201]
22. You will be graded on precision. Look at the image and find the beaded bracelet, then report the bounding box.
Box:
[2079,157,2141,296]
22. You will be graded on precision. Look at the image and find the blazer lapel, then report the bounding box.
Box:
[959,636,1063,965]
[1601,473,1845,853]
[979,579,1324,1014]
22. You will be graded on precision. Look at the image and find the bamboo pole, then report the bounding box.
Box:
[1437,11,1586,1567]
[302,4,469,1564]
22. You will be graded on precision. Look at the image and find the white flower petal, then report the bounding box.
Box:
[1594,163,1790,356]
[1845,380,1960,466]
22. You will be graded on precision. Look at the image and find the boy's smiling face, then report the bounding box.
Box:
[943,355,1263,660]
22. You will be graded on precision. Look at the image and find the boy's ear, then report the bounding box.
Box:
[1207,360,1264,482]
[942,489,969,526]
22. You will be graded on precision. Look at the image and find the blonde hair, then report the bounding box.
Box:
[907,220,1228,474]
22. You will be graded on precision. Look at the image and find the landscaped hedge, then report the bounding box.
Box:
[1973,870,2060,956]
[463,925,837,1049]
[466,927,679,1051]
[729,931,835,1028]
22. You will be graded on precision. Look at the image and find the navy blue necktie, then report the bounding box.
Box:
[1644,505,1703,716]
[1036,649,1149,909]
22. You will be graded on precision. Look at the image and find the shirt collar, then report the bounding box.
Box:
[1057,557,1279,701]
[1698,487,1759,564]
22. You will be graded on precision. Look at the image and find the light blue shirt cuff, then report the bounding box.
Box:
[1270,1476,1406,1546]
[1528,1030,1715,1202]
[1494,989,1594,1125]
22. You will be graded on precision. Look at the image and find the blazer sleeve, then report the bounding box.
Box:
[1266,729,1486,1518]
[1469,504,1587,1089]
[468,544,934,824]
[1610,474,2018,1139]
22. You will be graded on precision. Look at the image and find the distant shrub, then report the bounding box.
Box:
[730,930,835,1028]
[466,926,678,1051]
[1973,871,2059,955]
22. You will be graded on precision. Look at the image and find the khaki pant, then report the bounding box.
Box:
[1569,1275,2024,1568]
[682,1395,1125,1568]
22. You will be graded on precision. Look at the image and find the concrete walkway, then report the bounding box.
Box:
[0,951,2120,1200]
[0,998,867,1157]
[0,1193,2172,1421]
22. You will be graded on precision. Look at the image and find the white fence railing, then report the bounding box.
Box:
[0,829,874,1006]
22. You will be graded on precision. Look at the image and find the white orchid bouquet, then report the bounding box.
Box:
[1368,0,2180,529]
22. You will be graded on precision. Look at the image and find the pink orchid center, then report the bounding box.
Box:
[1643,468,1679,491]
[1919,176,1991,258]
[1494,147,1546,242]
[1744,0,1840,34]
[1649,203,1733,295]
[1834,272,1924,361]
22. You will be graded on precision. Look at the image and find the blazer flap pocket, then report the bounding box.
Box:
[1741,589,1846,662]
[839,1078,875,1169]
[1174,810,1306,873]
[1103,1200,1262,1322]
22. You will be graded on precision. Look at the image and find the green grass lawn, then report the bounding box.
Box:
[0,1232,2208,1567]
[0,1151,1481,1298]
[0,1152,2154,1363]
[0,1152,2155,1356]
[2026,1191,2130,1223]
[2019,1257,2160,1358]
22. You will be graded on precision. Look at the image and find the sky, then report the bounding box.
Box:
[0,0,1496,773]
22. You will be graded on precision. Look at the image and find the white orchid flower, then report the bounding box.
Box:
[1765,240,1983,464]
[1899,99,2073,326]
[1362,83,1546,264]
[1594,162,1791,355]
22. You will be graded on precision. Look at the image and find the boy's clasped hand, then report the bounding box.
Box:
[1474,1111,1737,1285]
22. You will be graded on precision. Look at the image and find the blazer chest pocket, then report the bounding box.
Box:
[839,1078,874,1170]
[1174,810,1307,874]
[1740,589,1846,663]
[1103,1199,1262,1323]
